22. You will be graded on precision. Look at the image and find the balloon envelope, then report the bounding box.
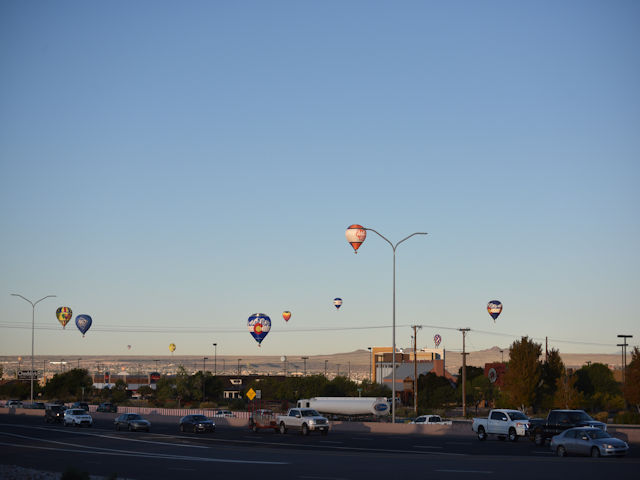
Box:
[434,334,442,347]
[75,315,92,337]
[169,343,176,353]
[282,311,291,322]
[248,313,271,347]
[333,298,342,310]
[487,300,503,321]
[345,224,367,253]
[56,307,72,328]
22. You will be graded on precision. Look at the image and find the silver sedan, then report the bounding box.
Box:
[551,427,628,457]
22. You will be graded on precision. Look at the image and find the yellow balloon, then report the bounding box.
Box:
[169,343,176,353]
[56,307,73,328]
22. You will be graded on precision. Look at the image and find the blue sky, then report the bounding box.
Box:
[1,1,638,358]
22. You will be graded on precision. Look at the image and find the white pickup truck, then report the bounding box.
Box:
[472,409,530,442]
[277,408,330,436]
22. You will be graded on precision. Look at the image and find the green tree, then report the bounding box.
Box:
[575,362,620,410]
[43,369,92,401]
[624,347,640,413]
[502,336,542,411]
[417,372,456,410]
[538,348,565,409]
[553,369,582,409]
[111,379,129,403]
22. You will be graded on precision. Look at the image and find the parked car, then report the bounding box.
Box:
[410,415,452,425]
[179,414,215,433]
[550,427,629,457]
[97,402,117,413]
[24,402,46,409]
[530,409,606,446]
[64,408,93,427]
[6,400,23,408]
[44,404,66,423]
[71,402,89,411]
[213,410,235,417]
[114,413,151,432]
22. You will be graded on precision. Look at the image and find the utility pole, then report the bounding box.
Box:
[301,356,309,376]
[324,360,328,377]
[367,347,372,382]
[617,334,633,389]
[459,328,470,417]
[412,325,422,415]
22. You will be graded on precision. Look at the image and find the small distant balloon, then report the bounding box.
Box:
[345,224,367,254]
[56,307,73,329]
[127,345,132,350]
[248,313,271,347]
[169,343,176,353]
[487,300,503,322]
[282,311,291,322]
[333,298,342,310]
[434,334,442,347]
[75,315,92,337]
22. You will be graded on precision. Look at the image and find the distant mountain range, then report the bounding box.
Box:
[0,347,623,378]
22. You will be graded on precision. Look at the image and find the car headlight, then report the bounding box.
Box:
[308,420,315,425]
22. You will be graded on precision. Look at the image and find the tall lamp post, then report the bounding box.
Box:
[202,357,208,401]
[11,293,56,404]
[367,347,372,382]
[346,225,428,423]
[212,343,217,376]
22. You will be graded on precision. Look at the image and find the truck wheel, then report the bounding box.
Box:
[508,428,518,442]
[534,433,544,446]
[477,426,487,441]
[556,445,567,457]
[279,423,287,434]
[301,424,309,436]
[591,447,601,458]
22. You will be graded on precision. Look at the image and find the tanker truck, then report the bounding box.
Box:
[296,397,390,417]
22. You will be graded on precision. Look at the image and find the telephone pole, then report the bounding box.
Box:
[412,325,422,415]
[459,328,470,417]
[617,334,633,389]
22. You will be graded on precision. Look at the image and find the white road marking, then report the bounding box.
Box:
[0,440,288,465]
[319,441,343,444]
[436,469,493,474]
[413,445,443,449]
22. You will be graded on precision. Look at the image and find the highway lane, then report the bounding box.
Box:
[1,414,638,479]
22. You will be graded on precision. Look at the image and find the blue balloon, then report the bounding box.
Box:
[75,314,92,337]
[247,313,271,347]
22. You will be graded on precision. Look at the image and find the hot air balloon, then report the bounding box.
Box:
[487,300,503,322]
[75,315,92,337]
[333,298,342,310]
[434,334,442,347]
[56,307,73,329]
[345,224,367,254]
[169,343,176,353]
[282,311,291,322]
[127,345,132,350]
[248,313,271,347]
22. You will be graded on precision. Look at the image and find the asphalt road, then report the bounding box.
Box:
[1,414,638,479]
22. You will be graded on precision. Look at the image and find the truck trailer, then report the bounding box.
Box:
[296,397,390,416]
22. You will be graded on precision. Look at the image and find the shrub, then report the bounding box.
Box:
[614,411,640,425]
[592,411,609,423]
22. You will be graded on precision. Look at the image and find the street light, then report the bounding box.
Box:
[346,225,428,423]
[202,357,208,401]
[367,347,372,383]
[212,343,217,376]
[11,293,56,404]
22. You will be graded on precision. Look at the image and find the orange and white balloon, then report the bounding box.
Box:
[345,224,367,253]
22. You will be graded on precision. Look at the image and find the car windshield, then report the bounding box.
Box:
[567,411,593,423]
[586,429,610,439]
[509,411,528,420]
[192,415,207,421]
[301,409,320,417]
[69,409,85,415]
[129,414,142,420]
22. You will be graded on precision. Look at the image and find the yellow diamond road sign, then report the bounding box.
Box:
[246,388,256,400]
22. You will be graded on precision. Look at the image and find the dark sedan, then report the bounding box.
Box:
[114,413,151,432]
[97,402,117,413]
[179,414,215,433]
